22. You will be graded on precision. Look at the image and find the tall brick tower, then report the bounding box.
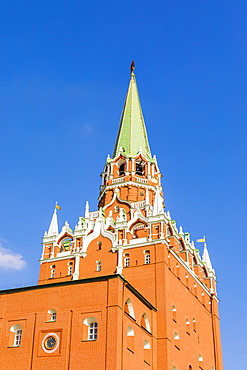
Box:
[0,64,223,370]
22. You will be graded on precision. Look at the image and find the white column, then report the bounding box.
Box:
[72,254,80,280]
[116,247,123,274]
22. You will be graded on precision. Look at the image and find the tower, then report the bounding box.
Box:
[0,64,223,370]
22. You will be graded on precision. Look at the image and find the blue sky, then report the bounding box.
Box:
[0,1,246,368]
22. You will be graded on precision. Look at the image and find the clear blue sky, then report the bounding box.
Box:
[0,1,246,368]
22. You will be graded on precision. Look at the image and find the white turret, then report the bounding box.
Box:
[202,242,214,272]
[47,206,59,237]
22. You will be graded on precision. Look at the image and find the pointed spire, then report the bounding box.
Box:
[113,62,152,159]
[202,242,213,271]
[47,205,59,237]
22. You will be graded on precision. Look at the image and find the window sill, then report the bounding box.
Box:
[81,339,97,342]
[46,320,56,323]
[175,345,180,350]
[7,346,20,348]
[144,360,151,366]
[127,347,134,354]
[124,312,136,322]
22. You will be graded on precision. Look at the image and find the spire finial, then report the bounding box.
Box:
[130,60,135,75]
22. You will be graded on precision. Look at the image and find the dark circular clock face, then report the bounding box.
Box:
[44,336,57,350]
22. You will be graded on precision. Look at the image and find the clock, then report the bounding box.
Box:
[44,335,57,350]
[42,332,59,353]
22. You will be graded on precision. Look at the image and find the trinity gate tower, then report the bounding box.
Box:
[0,64,223,370]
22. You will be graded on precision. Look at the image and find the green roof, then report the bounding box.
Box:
[113,72,152,159]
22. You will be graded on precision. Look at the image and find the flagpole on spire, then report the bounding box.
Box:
[130,60,135,75]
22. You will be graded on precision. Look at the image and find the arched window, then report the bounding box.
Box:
[186,319,190,334]
[50,265,56,278]
[193,318,196,332]
[47,309,57,322]
[198,354,204,369]
[61,237,72,251]
[96,260,102,271]
[124,253,130,267]
[119,163,125,176]
[127,326,134,352]
[10,324,22,347]
[144,250,150,264]
[83,317,98,341]
[194,283,197,297]
[124,298,135,319]
[141,313,151,332]
[174,332,180,349]
[143,340,151,364]
[176,263,180,278]
[136,162,143,176]
[172,305,177,322]
[68,262,73,276]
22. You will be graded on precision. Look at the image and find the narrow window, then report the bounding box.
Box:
[141,313,151,332]
[88,322,98,340]
[50,265,56,278]
[174,332,180,349]
[136,163,143,176]
[83,317,98,341]
[198,354,204,369]
[127,326,134,352]
[124,253,130,267]
[10,324,23,347]
[143,340,150,364]
[193,318,196,332]
[96,260,102,271]
[68,262,73,276]
[115,205,120,213]
[172,305,177,322]
[124,298,135,319]
[144,250,150,264]
[119,163,125,176]
[15,329,22,346]
[186,319,190,335]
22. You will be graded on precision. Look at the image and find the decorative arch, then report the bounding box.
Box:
[141,313,151,332]
[124,298,135,319]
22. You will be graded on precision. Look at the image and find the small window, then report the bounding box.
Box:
[127,326,134,352]
[124,298,135,319]
[193,318,196,332]
[47,309,57,322]
[144,250,150,264]
[136,163,143,176]
[10,324,23,347]
[115,206,120,213]
[96,260,102,271]
[119,163,125,176]
[124,253,130,267]
[141,313,151,332]
[186,319,190,334]
[50,265,56,278]
[68,262,73,276]
[172,305,177,322]
[174,332,180,349]
[143,340,151,364]
[89,322,98,340]
[83,317,98,341]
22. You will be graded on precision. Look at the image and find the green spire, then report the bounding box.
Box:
[113,64,152,159]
